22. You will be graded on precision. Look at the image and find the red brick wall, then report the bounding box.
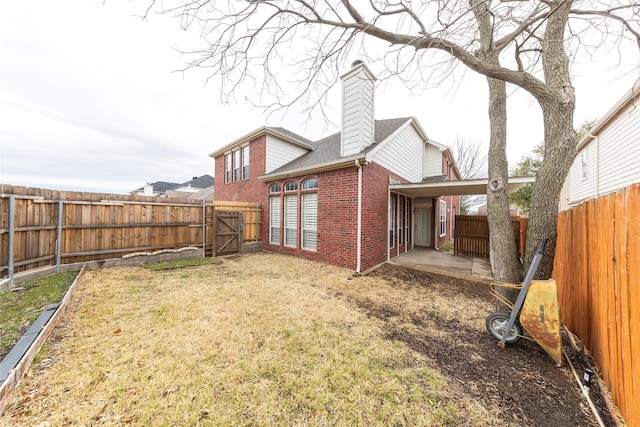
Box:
[260,167,359,270]
[212,134,460,269]
[214,135,268,205]
[360,162,391,270]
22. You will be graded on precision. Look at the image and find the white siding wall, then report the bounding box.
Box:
[341,69,375,156]
[568,99,640,204]
[372,124,423,182]
[265,135,309,174]
[423,144,442,177]
[568,144,597,203]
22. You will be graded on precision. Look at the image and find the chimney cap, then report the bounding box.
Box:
[351,59,364,68]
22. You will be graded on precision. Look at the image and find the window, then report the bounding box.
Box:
[301,179,318,251]
[389,195,396,248]
[269,183,281,193]
[398,197,404,246]
[225,154,232,183]
[233,150,240,181]
[439,200,447,237]
[302,178,318,190]
[302,193,317,251]
[285,181,298,192]
[406,199,411,244]
[269,196,281,244]
[242,146,250,180]
[581,152,588,181]
[284,195,298,247]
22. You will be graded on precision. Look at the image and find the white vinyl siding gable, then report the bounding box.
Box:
[370,123,423,182]
[423,144,443,177]
[569,144,597,203]
[568,97,640,204]
[265,135,310,174]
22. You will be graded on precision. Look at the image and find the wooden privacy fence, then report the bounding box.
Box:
[553,183,639,427]
[454,215,527,259]
[0,185,262,287]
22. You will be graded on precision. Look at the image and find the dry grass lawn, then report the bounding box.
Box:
[1,253,499,426]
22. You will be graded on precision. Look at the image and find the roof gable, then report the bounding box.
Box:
[209,126,314,158]
[263,118,412,178]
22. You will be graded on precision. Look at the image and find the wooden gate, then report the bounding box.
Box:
[212,211,243,256]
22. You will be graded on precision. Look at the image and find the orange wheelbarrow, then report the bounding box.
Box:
[485,239,562,366]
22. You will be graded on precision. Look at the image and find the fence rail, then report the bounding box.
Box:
[0,185,262,288]
[553,183,639,427]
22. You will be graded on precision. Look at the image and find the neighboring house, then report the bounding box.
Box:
[131,175,214,198]
[211,61,463,273]
[560,83,640,210]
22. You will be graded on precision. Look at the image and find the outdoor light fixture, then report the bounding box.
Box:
[583,368,594,390]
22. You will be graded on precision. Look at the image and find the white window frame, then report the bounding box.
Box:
[302,193,317,251]
[269,196,281,244]
[439,199,447,237]
[398,197,404,246]
[225,153,232,183]
[233,149,240,182]
[389,195,396,248]
[284,194,298,247]
[242,145,250,180]
[581,152,588,181]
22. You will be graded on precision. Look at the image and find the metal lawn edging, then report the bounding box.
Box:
[0,263,88,415]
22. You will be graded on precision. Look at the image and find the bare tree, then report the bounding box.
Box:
[149,0,640,280]
[451,136,487,215]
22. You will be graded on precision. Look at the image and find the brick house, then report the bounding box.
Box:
[211,62,461,272]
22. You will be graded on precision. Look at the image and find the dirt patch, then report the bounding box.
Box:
[329,264,615,427]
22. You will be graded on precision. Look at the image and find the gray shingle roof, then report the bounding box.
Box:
[266,118,411,175]
[132,174,214,194]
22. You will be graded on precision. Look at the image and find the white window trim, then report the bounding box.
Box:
[242,145,250,180]
[225,153,232,184]
[269,196,281,244]
[439,199,447,237]
[301,192,317,251]
[284,194,298,247]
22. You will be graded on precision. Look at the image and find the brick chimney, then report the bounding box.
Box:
[340,60,376,157]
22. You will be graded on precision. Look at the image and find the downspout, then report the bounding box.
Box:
[355,159,363,273]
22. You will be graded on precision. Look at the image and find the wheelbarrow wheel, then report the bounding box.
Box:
[486,312,523,344]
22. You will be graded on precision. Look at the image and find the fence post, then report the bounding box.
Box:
[202,200,206,258]
[255,203,259,242]
[56,201,63,273]
[7,195,15,287]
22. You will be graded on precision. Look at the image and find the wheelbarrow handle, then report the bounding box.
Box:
[536,238,548,255]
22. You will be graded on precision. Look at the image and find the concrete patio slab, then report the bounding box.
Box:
[389,248,493,283]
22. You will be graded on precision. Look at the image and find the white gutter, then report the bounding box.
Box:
[355,159,363,273]
[260,154,366,182]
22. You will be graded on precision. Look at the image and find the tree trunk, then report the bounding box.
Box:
[525,0,577,279]
[486,76,521,307]
[472,0,521,310]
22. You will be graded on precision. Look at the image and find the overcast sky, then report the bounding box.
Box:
[1,1,639,195]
